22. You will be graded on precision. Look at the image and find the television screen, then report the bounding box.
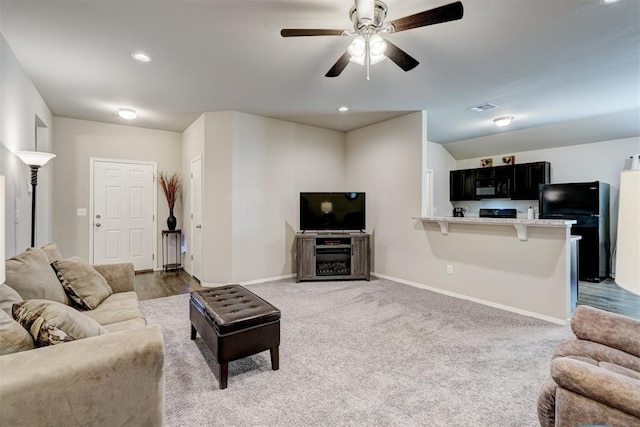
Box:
[300,192,365,231]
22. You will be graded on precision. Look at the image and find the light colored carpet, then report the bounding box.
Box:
[140,277,573,426]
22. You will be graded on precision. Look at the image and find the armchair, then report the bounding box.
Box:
[538,305,640,427]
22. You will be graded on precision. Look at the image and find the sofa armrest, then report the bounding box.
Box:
[92,262,135,293]
[571,305,640,358]
[0,325,164,427]
[551,357,640,418]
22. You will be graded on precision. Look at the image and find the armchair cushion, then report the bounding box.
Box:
[0,284,22,316]
[551,356,640,418]
[5,248,69,305]
[12,300,107,346]
[572,305,640,358]
[40,242,63,263]
[52,258,113,310]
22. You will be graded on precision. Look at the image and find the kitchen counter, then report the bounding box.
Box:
[415,216,576,241]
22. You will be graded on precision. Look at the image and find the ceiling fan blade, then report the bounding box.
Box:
[388,1,463,33]
[281,29,345,37]
[325,51,351,77]
[385,40,419,72]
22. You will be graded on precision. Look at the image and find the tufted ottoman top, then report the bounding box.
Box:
[190,285,280,334]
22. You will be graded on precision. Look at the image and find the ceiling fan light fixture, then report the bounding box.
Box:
[493,116,513,127]
[338,106,350,112]
[115,108,137,120]
[369,35,387,56]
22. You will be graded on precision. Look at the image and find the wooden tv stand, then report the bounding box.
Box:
[295,232,370,282]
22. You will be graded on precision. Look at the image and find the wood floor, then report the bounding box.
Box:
[578,278,640,320]
[135,270,202,301]
[134,271,640,320]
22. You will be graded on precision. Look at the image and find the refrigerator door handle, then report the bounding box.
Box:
[590,214,601,217]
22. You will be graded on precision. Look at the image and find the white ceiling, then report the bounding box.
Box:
[1,0,639,158]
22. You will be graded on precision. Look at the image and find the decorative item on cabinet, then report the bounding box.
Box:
[480,158,493,168]
[158,171,182,231]
[502,155,515,165]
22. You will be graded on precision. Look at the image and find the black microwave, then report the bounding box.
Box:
[475,178,510,198]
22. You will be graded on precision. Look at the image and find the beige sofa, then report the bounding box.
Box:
[538,305,640,427]
[0,244,165,426]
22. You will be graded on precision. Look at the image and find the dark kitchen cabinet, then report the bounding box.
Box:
[511,162,550,200]
[450,169,476,201]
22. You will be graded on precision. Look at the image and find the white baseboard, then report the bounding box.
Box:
[371,272,568,325]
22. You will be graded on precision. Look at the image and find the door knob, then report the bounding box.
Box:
[195,224,202,229]
[95,223,101,227]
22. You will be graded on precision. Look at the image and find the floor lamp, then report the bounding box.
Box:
[14,151,56,247]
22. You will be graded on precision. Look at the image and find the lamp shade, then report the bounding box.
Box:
[0,176,5,284]
[14,151,56,167]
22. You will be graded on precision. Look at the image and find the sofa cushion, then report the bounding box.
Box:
[5,248,70,305]
[81,291,143,326]
[41,242,63,263]
[0,284,23,316]
[0,309,35,355]
[12,299,108,346]
[102,317,147,333]
[53,258,113,310]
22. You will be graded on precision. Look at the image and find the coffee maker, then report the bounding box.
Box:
[453,207,465,217]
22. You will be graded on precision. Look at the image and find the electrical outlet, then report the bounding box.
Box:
[446,264,453,275]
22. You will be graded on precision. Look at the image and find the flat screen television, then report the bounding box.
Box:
[300,192,365,231]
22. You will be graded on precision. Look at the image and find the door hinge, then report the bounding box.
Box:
[191,172,193,178]
[191,255,193,260]
[152,214,155,221]
[191,213,193,219]
[152,254,155,260]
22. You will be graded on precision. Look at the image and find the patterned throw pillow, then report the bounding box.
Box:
[52,258,113,310]
[12,300,108,347]
[0,309,35,355]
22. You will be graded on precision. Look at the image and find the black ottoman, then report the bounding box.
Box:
[189,285,281,389]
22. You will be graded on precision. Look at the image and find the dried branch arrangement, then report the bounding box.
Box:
[158,171,182,210]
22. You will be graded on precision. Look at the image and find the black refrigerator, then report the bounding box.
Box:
[539,181,610,282]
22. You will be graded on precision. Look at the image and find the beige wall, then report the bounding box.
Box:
[345,112,425,278]
[181,111,345,284]
[0,33,53,257]
[427,141,456,217]
[345,112,572,322]
[51,117,182,264]
[231,112,345,282]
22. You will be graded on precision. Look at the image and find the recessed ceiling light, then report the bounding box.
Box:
[600,0,620,4]
[337,106,349,112]
[131,51,152,62]
[493,116,513,127]
[115,108,137,120]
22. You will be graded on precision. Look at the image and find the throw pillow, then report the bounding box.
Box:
[41,242,64,263]
[12,300,108,346]
[52,258,113,310]
[0,284,23,315]
[5,247,70,305]
[0,309,35,355]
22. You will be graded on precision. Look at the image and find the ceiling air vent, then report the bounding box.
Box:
[468,103,498,112]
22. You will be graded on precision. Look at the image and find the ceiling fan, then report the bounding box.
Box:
[280,0,464,79]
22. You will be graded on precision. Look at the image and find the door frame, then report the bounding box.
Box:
[190,155,202,279]
[89,157,158,269]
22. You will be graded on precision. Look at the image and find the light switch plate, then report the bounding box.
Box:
[77,208,87,216]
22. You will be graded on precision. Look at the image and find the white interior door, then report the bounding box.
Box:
[191,156,202,280]
[92,160,155,270]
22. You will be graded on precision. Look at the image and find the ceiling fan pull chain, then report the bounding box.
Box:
[365,33,371,81]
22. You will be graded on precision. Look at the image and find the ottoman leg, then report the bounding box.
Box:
[190,324,197,340]
[219,362,228,389]
[270,346,280,371]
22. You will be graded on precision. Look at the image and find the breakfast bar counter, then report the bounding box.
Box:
[416,216,576,241]
[414,216,579,324]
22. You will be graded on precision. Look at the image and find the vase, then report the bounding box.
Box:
[167,209,177,231]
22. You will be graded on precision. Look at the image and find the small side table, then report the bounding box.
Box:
[162,229,182,272]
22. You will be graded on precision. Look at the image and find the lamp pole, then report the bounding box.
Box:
[14,151,56,247]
